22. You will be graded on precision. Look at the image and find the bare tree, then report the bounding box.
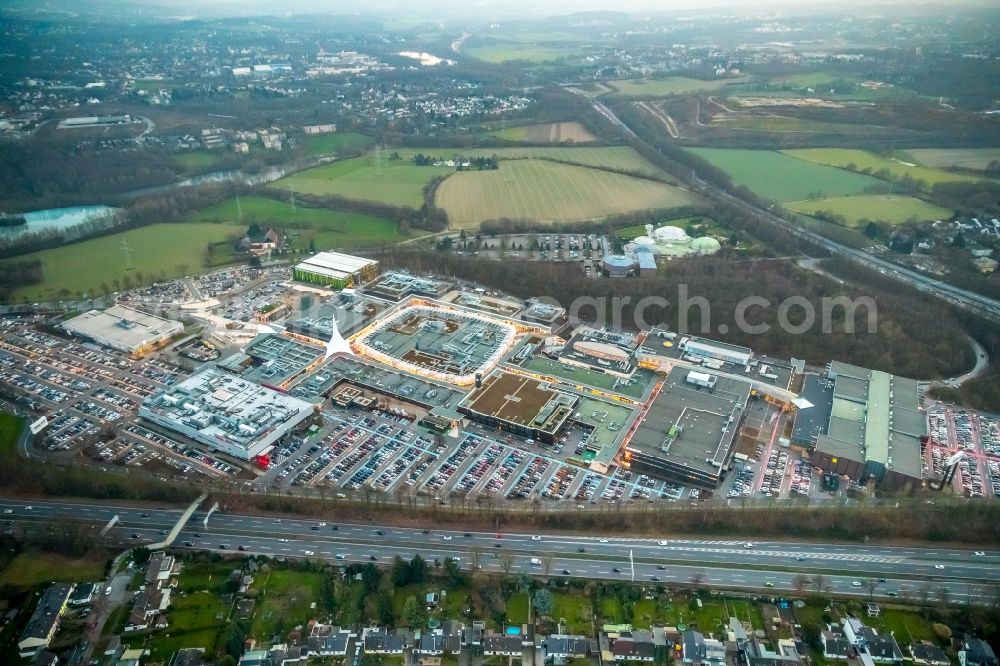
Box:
[500,550,514,575]
[690,571,706,591]
[469,545,482,572]
[793,574,809,598]
[542,553,553,579]
[863,578,878,600]
[936,586,951,611]
[813,574,827,597]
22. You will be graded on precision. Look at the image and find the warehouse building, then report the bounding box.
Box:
[807,361,925,490]
[677,336,753,366]
[293,251,380,289]
[460,372,578,444]
[624,366,751,489]
[603,255,637,278]
[63,305,183,355]
[139,364,316,460]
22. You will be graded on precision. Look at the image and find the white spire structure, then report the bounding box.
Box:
[324,316,353,359]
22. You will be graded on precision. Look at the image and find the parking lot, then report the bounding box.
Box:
[925,401,1000,498]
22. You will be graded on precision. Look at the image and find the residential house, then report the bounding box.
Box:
[542,634,589,664]
[960,638,999,666]
[17,583,73,658]
[68,583,96,607]
[145,552,175,587]
[842,618,903,663]
[484,633,525,658]
[125,587,171,632]
[822,628,852,661]
[909,642,950,666]
[604,627,656,664]
[117,648,146,666]
[682,630,725,666]
[307,624,357,658]
[415,622,463,657]
[363,627,406,655]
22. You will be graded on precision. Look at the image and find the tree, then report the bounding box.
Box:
[932,623,952,642]
[534,588,554,617]
[403,595,426,628]
[248,255,262,268]
[410,554,428,583]
[690,571,706,591]
[793,574,809,598]
[377,593,395,625]
[443,557,464,587]
[361,563,382,593]
[863,578,878,600]
[392,556,411,587]
[499,550,514,575]
[220,657,237,666]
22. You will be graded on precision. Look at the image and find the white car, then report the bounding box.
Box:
[442,535,452,541]
[278,538,288,543]
[743,543,754,549]
[531,535,542,541]
[335,554,346,560]
[974,551,986,556]
[934,564,945,570]
[318,522,327,527]
[25,506,32,510]
[303,550,315,556]
[851,581,862,587]
[600,538,609,543]
[658,540,669,546]
[2,509,11,514]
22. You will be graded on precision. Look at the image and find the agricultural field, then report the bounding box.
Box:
[786,195,954,226]
[462,34,583,64]
[301,132,374,156]
[397,145,668,178]
[903,147,1000,171]
[182,196,410,249]
[616,216,729,241]
[608,76,751,97]
[488,121,595,143]
[276,155,450,208]
[436,159,698,229]
[783,148,990,188]
[768,71,853,88]
[687,148,882,202]
[0,222,246,303]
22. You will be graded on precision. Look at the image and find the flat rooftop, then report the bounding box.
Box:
[296,251,378,276]
[792,374,834,444]
[140,364,314,454]
[63,304,182,350]
[463,371,576,431]
[284,297,388,341]
[355,305,516,384]
[365,271,452,300]
[289,355,465,410]
[238,334,323,385]
[628,366,751,476]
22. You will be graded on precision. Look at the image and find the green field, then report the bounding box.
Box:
[903,147,1000,171]
[183,196,409,249]
[436,159,698,228]
[687,148,882,202]
[0,552,104,588]
[463,37,581,64]
[0,412,21,455]
[276,156,450,208]
[172,150,223,171]
[786,195,953,226]
[609,76,750,97]
[769,71,854,88]
[301,132,374,156]
[783,148,990,188]
[135,592,225,661]
[251,569,326,639]
[398,145,666,177]
[487,121,595,144]
[1,222,246,303]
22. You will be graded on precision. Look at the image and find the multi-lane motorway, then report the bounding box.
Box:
[3,498,997,603]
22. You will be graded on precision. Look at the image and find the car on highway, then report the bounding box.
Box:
[650,575,661,582]
[219,544,230,550]
[887,591,898,597]
[851,581,862,587]
[765,581,774,588]
[318,522,326,527]
[2,509,11,514]
[278,538,288,543]
[600,538,609,543]
[657,540,669,546]
[239,545,248,552]
[375,530,385,536]
[934,564,945,569]
[656,565,666,570]
[612,567,621,573]
[442,535,452,541]
[577,547,585,553]
[531,535,542,541]
[194,533,202,538]
[744,543,754,549]
[369,555,379,561]
[561,569,572,575]
[131,533,141,539]
[975,551,986,556]
[303,550,314,556]
[183,541,194,547]
[335,554,346,560]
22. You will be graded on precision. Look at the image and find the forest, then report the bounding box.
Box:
[385,251,973,381]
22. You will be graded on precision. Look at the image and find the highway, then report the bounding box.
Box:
[588,98,1000,325]
[2,498,997,604]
